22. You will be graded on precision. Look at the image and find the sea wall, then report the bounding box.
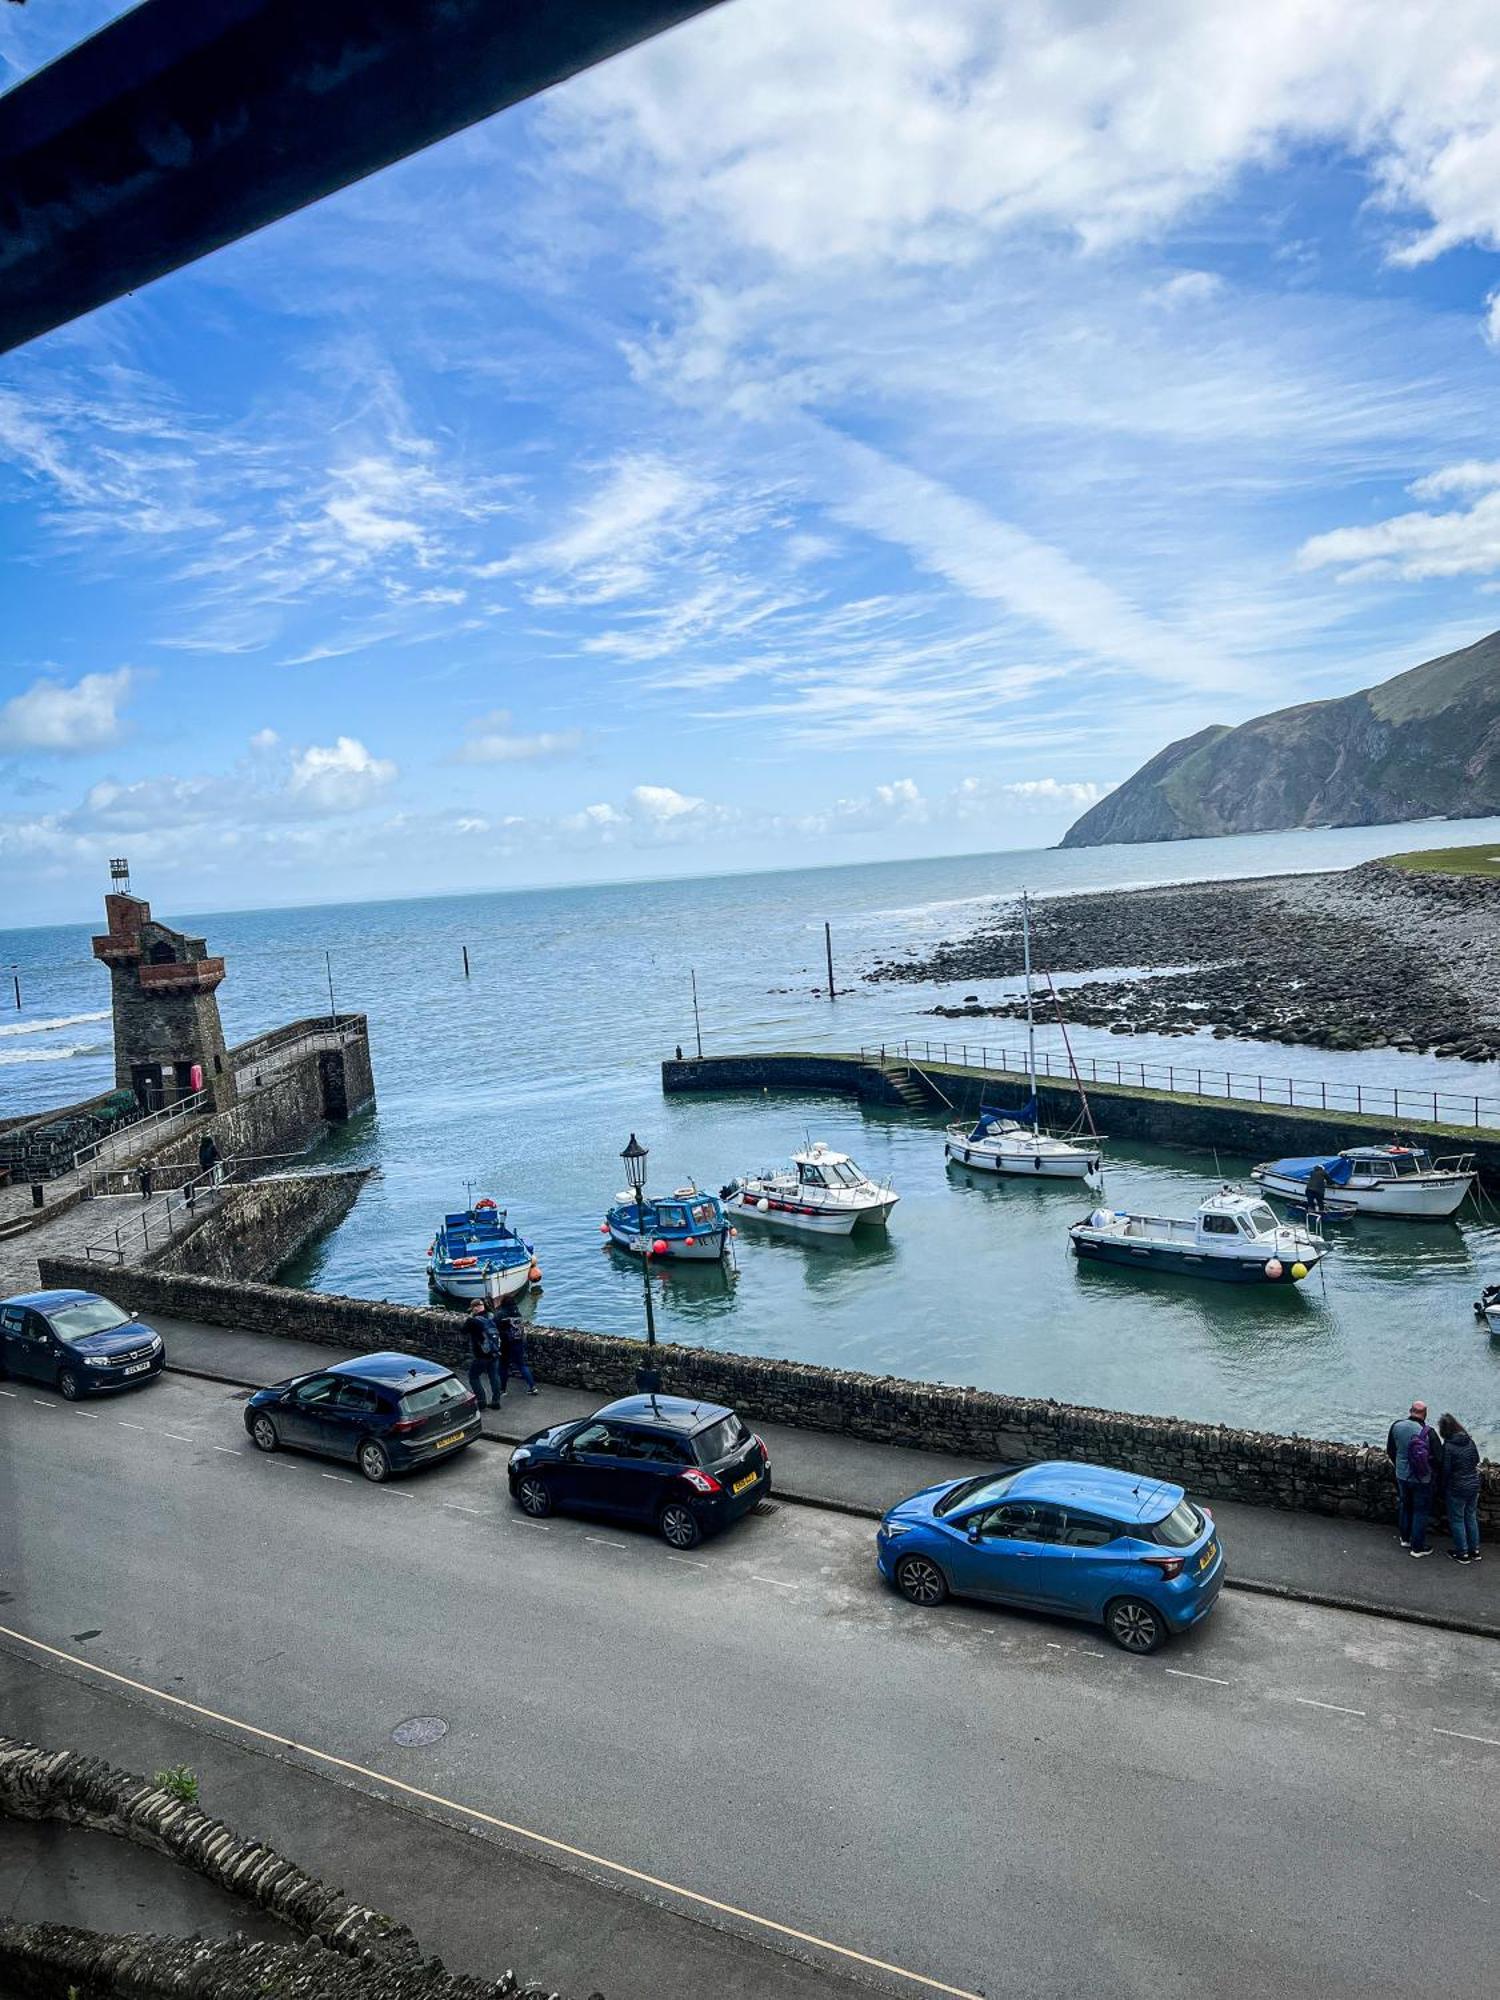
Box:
[32,1257,1500,1532]
[144,1169,372,1283]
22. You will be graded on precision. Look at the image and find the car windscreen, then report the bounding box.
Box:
[934,1471,1018,1517]
[1149,1498,1205,1547]
[46,1298,133,1342]
[397,1376,466,1418]
[694,1414,748,1465]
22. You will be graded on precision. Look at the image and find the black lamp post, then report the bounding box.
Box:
[620,1132,660,1394]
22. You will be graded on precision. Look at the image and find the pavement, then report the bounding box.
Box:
[2,1368,1498,2000]
[149,1312,1498,1638]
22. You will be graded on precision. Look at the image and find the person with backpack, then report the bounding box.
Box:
[497,1297,538,1397]
[1438,1412,1482,1565]
[465,1301,503,1410]
[1386,1398,1440,1557]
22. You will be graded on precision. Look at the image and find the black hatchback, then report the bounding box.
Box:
[507,1394,771,1548]
[244,1351,481,1482]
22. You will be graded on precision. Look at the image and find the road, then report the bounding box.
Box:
[2,1372,1497,2000]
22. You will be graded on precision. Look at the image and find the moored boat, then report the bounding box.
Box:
[1253,1146,1475,1220]
[1070,1187,1324,1284]
[1475,1284,1500,1340]
[426,1197,538,1301]
[723,1143,898,1235]
[605,1183,732,1262]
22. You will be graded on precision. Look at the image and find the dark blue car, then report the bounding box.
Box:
[244,1351,481,1482]
[877,1461,1225,1653]
[0,1289,165,1399]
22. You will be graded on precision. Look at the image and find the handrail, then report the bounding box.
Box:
[861,1042,1500,1132]
[72,1088,208,1174]
[901,1056,954,1112]
[79,1151,299,1263]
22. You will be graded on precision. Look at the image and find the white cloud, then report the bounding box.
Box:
[1003,777,1113,808]
[0,669,134,753]
[249,727,280,751]
[492,455,707,604]
[453,709,583,764]
[1298,463,1500,580]
[287,737,398,812]
[630,783,704,822]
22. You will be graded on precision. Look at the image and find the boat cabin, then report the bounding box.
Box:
[793,1145,870,1191]
[1341,1146,1433,1180]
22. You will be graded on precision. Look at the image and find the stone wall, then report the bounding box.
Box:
[145,1169,372,1283]
[33,1256,1500,1532]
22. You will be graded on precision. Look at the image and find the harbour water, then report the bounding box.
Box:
[5,816,1500,1450]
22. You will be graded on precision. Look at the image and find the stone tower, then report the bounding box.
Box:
[92,890,238,1112]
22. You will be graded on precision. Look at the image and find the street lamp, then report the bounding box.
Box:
[620,1132,660,1394]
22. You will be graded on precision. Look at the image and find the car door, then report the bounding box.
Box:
[949,1500,1069,1607]
[278,1372,343,1452]
[318,1377,382,1460]
[0,1302,29,1379]
[12,1309,59,1385]
[1060,1512,1138,1619]
[566,1421,645,1517]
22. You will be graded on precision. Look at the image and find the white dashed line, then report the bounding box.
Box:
[1165,1669,1233,1687]
[1080,1650,1108,1659]
[378,1488,417,1499]
[211,1446,241,1455]
[1292,1697,1365,1717]
[160,1431,194,1443]
[72,1411,99,1419]
[119,1421,145,1431]
[33,1400,57,1409]
[665,1554,709,1569]
[442,1503,486,1516]
[1046,1642,1064,1650]
[0,1389,16,1398]
[320,1474,353,1484]
[1433,1727,1500,1749]
[751,1575,797,1590]
[512,1518,551,1530]
[586,1537,628,1549]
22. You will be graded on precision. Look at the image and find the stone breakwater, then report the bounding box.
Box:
[871,861,1500,1060]
[34,1256,1500,1534]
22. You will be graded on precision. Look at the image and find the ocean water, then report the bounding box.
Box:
[5,816,1500,1450]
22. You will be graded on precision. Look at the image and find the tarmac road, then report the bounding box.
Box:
[2,1371,1497,2000]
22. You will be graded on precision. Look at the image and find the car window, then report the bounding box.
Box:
[331,1380,381,1415]
[0,1305,23,1335]
[397,1377,466,1418]
[1149,1499,1205,1547]
[571,1421,620,1455]
[42,1297,132,1341]
[935,1472,1018,1516]
[1062,1514,1120,1548]
[25,1311,54,1342]
[693,1414,748,1465]
[978,1502,1066,1544]
[632,1430,691,1465]
[293,1374,340,1406]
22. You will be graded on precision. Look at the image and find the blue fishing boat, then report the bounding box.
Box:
[426,1197,539,1302]
[604,1183,732,1262]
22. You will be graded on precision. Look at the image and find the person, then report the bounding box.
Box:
[465,1301,502,1410]
[1386,1398,1440,1557]
[1438,1412,1482,1565]
[498,1298,538,1396]
[198,1132,222,1188]
[136,1161,154,1202]
[1305,1161,1329,1217]
[675,1045,684,1062]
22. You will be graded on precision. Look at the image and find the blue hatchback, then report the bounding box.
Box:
[877,1461,1224,1653]
[244,1351,481,1483]
[0,1289,164,1399]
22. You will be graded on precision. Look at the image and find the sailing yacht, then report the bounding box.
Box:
[944,890,1102,1179]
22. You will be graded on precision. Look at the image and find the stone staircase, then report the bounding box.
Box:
[878,1060,941,1110]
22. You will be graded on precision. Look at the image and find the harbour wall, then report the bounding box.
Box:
[661,1052,1500,1187]
[32,1257,1500,1533]
[143,1168,373,1284]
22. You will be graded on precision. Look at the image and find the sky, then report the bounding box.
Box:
[6,0,1500,924]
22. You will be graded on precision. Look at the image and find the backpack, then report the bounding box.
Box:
[1408,1426,1432,1481]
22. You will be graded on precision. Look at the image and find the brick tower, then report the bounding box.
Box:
[92,877,237,1113]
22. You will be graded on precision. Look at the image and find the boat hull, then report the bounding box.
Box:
[726,1191,866,1235]
[606,1220,729,1261]
[1070,1233,1319,1283]
[946,1137,1099,1178]
[427,1259,532,1302]
[1255,1169,1472,1220]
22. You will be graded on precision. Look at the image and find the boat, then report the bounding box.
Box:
[1070,1186,1325,1284]
[604,1183,732,1262]
[426,1197,538,1301]
[1252,1146,1476,1220]
[722,1142,899,1235]
[1475,1284,1500,1340]
[944,890,1102,1179]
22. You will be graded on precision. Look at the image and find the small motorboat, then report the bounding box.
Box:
[427,1197,538,1302]
[604,1183,732,1262]
[1253,1146,1475,1220]
[1475,1284,1500,1340]
[723,1142,898,1236]
[1070,1186,1324,1284]
[946,1103,1100,1178]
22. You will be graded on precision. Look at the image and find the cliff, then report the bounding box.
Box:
[1061,627,1500,847]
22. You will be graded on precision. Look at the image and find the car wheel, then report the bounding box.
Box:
[659,1501,702,1549]
[1106,1597,1166,1654]
[249,1413,280,1453]
[357,1439,391,1484]
[58,1369,83,1402]
[514,1473,553,1518]
[895,1554,949,1607]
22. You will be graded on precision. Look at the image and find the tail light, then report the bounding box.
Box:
[681,1468,722,1494]
[1143,1554,1185,1581]
[390,1418,421,1436]
[753,1433,770,1467]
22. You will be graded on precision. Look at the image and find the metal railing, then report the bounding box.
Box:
[71,1088,208,1175]
[861,1041,1500,1132]
[80,1153,299,1263]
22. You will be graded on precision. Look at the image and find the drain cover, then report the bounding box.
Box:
[753,1499,780,1516]
[391,1715,449,1748]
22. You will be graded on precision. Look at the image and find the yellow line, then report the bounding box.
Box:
[0,1623,979,2000]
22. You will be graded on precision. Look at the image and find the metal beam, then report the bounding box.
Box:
[0,0,726,356]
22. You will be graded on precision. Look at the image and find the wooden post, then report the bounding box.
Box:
[10,970,18,1010]
[462,945,470,978]
[825,921,836,1000]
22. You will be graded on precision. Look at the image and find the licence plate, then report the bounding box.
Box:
[121,1361,151,1377]
[731,1471,759,1495]
[431,1430,466,1451]
[1198,1541,1217,1572]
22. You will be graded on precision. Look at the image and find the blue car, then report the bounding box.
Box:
[244,1351,481,1483]
[0,1289,165,1400]
[877,1461,1224,1653]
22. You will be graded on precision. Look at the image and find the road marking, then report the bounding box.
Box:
[160,1431,195,1443]
[751,1575,797,1590]
[211,1446,241,1455]
[1046,1642,1064,1650]
[320,1474,353,1484]
[72,1411,99,1420]
[1433,1727,1500,1750]
[512,1518,550,1530]
[0,1389,16,1398]
[666,1554,709,1569]
[585,1536,628,1549]
[378,1488,417,1500]
[442,1503,486,1516]
[0,1624,982,2000]
[1164,1669,1232,1687]
[1292,1697,1365,1717]
[1080,1650,1107,1659]
[33,1400,57,1409]
[119,1421,145,1431]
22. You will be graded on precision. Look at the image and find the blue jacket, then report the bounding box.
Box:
[1444,1431,1481,1500]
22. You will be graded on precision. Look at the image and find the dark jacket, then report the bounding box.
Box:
[467,1312,498,1360]
[198,1136,219,1169]
[1443,1430,1481,1500]
[499,1310,527,1359]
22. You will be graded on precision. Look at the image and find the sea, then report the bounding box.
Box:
[5,815,1500,1451]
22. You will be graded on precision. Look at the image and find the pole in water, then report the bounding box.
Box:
[325,950,337,1023]
[690,968,704,1059]
[10,971,19,1011]
[825,921,836,1000]
[462,945,470,979]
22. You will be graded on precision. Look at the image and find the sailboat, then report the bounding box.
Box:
[944,890,1103,1179]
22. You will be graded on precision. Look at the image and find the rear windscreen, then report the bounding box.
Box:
[694,1414,748,1464]
[1150,1499,1205,1547]
[398,1377,466,1419]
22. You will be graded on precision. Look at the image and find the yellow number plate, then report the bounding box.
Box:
[1198,1541,1217,1572]
[732,1472,759,1495]
[432,1431,466,1451]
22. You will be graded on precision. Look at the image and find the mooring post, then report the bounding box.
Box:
[11,970,19,1010]
[690,968,704,1058]
[824,921,835,1000]
[462,945,470,978]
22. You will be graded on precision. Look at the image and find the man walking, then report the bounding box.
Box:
[198,1132,222,1189]
[1386,1398,1439,1557]
[466,1301,502,1411]
[498,1298,538,1397]
[1305,1160,1329,1218]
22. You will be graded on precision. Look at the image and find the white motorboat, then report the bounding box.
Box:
[1253,1145,1475,1221]
[1070,1187,1324,1284]
[722,1143,898,1236]
[1474,1284,1500,1340]
[944,888,1102,1179]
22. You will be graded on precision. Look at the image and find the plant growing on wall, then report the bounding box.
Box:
[153,1763,199,1804]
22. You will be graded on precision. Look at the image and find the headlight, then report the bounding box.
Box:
[84,1355,113,1369]
[880,1521,912,1538]
[148,1334,162,1351]
[511,1447,531,1464]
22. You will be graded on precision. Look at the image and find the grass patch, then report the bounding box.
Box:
[1382,842,1500,876]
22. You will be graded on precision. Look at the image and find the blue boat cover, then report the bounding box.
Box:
[1266,1155,1352,1186]
[970,1099,1036,1138]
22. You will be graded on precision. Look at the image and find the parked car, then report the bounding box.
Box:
[244,1352,481,1482]
[0,1289,165,1399]
[507,1394,770,1548]
[876,1461,1224,1653]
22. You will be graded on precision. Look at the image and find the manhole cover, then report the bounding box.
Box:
[391,1716,449,1748]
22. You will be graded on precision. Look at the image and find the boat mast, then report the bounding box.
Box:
[1022,889,1037,1106]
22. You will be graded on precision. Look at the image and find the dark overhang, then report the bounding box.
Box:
[0,0,726,356]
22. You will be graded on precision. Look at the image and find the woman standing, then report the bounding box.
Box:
[1438,1413,1482,1565]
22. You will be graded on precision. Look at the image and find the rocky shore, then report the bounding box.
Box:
[866,861,1500,1060]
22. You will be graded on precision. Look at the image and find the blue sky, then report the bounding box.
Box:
[6,0,1500,923]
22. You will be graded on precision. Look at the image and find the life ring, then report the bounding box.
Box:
[451,1256,478,1268]
[474,1197,498,1211]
